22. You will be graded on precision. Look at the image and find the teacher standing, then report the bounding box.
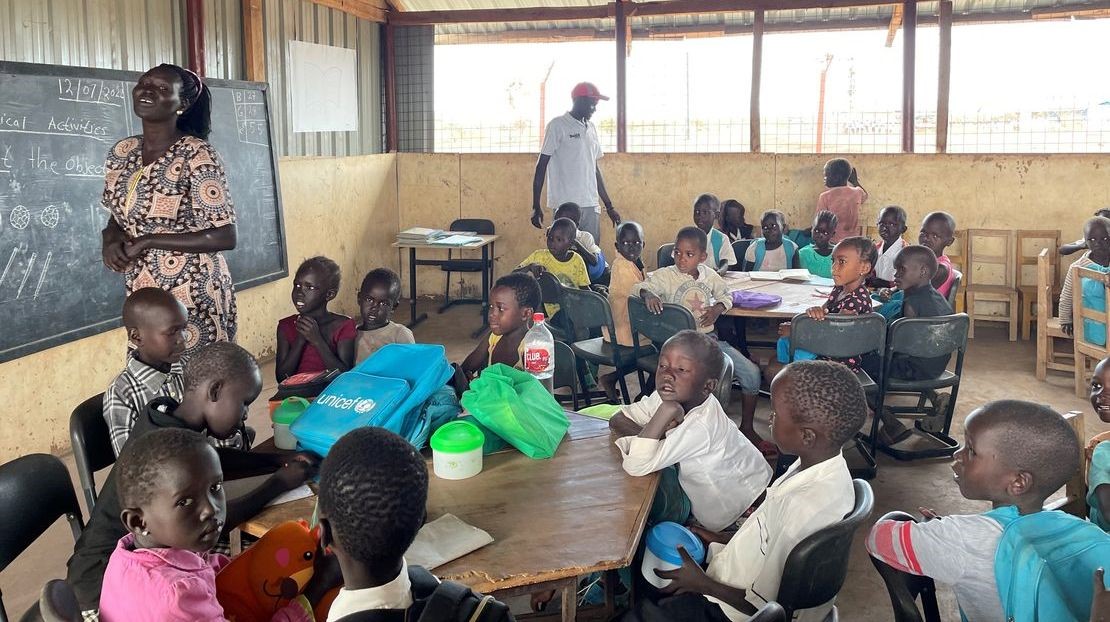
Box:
[530,82,621,242]
[101,63,237,354]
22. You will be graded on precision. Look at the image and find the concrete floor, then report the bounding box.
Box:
[2,301,1105,620]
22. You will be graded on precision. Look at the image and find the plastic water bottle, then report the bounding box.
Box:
[523,312,555,393]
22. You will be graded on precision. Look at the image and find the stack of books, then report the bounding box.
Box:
[397,227,483,246]
[397,227,447,242]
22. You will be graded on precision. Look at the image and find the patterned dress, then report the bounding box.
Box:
[823,283,873,369]
[103,135,237,354]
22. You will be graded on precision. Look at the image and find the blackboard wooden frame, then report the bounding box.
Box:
[0,61,289,363]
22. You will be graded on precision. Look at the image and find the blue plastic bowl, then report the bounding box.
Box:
[645,521,706,566]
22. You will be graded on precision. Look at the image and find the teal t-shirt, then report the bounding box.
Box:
[1089,439,1110,531]
[797,244,833,278]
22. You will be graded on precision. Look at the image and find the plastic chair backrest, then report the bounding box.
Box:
[790,313,886,360]
[535,272,571,338]
[552,340,577,394]
[561,286,616,336]
[0,454,84,571]
[776,479,874,616]
[657,243,675,269]
[886,314,969,359]
[627,296,696,347]
[749,602,787,622]
[946,270,962,309]
[69,393,113,510]
[732,240,751,268]
[450,218,495,235]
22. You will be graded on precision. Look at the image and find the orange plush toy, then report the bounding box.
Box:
[215,520,338,621]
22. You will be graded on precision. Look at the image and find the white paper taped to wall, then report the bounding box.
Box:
[289,40,358,133]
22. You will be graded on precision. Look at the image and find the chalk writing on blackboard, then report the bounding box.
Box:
[233,89,270,147]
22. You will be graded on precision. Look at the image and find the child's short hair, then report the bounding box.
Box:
[824,158,852,186]
[359,268,402,302]
[117,428,213,508]
[662,330,723,384]
[721,199,745,217]
[554,202,582,222]
[550,217,577,237]
[1086,216,1110,233]
[922,211,956,234]
[835,236,879,267]
[879,205,908,225]
[760,209,787,229]
[896,245,938,277]
[1095,208,1110,219]
[675,226,708,252]
[184,342,259,391]
[122,287,183,328]
[813,210,839,229]
[318,427,428,570]
[778,360,867,446]
[493,273,542,313]
[974,400,1080,497]
[616,220,644,240]
[694,193,720,212]
[298,256,341,292]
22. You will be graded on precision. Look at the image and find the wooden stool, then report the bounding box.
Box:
[965,229,1019,341]
[1016,230,1060,340]
[1035,249,1073,380]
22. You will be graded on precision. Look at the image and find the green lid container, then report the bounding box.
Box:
[430,420,485,454]
[273,396,310,425]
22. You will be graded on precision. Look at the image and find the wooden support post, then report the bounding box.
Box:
[615,0,628,152]
[936,0,952,153]
[186,0,206,76]
[384,21,398,152]
[901,0,915,152]
[241,0,265,82]
[750,9,763,153]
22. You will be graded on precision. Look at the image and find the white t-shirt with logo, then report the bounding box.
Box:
[540,112,603,213]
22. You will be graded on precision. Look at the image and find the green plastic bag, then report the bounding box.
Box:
[460,364,570,459]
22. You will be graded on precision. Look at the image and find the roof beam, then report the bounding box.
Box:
[307,0,387,22]
[885,3,902,46]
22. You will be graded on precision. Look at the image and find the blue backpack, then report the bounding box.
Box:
[984,506,1110,621]
[290,344,456,455]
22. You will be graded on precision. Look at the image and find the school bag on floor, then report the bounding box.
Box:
[290,344,455,455]
[984,505,1110,622]
[333,565,512,622]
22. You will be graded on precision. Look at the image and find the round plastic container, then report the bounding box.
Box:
[272,397,310,450]
[430,420,485,480]
[641,522,707,589]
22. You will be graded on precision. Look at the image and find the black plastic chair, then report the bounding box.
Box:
[69,393,113,511]
[19,579,82,622]
[553,340,580,411]
[776,479,875,621]
[874,314,969,461]
[731,239,752,271]
[789,313,887,478]
[657,243,675,269]
[439,218,495,312]
[946,269,963,310]
[561,287,640,406]
[750,602,787,622]
[0,454,84,622]
[536,272,573,342]
[869,511,943,622]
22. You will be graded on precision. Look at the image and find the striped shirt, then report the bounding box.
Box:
[1059,251,1100,325]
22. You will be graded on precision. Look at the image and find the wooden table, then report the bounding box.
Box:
[723,276,831,319]
[393,234,498,337]
[242,414,658,621]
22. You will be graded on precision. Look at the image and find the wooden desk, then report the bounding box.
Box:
[242,414,657,621]
[723,278,830,319]
[393,234,498,336]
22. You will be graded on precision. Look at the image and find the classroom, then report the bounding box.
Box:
[1,1,1109,621]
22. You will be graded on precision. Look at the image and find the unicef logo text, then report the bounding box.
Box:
[317,394,377,414]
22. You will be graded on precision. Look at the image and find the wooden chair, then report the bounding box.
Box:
[1043,411,1088,518]
[1035,249,1074,381]
[1016,230,1060,340]
[946,229,969,313]
[1071,264,1110,397]
[965,229,1019,341]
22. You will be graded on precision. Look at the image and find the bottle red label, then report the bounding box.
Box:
[524,348,550,372]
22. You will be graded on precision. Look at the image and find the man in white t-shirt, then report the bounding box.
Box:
[530,82,621,243]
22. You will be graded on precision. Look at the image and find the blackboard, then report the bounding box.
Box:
[0,61,288,363]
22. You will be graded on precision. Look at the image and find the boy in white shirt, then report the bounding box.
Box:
[555,201,608,283]
[610,331,771,531]
[624,360,863,622]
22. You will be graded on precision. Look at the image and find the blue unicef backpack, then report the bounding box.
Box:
[984,506,1110,621]
[290,344,455,455]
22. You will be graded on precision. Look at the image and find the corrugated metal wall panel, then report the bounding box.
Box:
[261,0,382,157]
[204,0,243,79]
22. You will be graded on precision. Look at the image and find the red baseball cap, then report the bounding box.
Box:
[571,82,609,101]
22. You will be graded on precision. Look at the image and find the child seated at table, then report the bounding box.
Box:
[276,256,357,381]
[796,210,838,279]
[1060,216,1110,344]
[633,227,764,444]
[555,201,608,284]
[601,221,648,401]
[693,193,736,274]
[68,342,315,616]
[610,330,771,531]
[624,360,863,622]
[869,205,908,288]
[98,428,335,621]
[744,210,798,272]
[917,211,958,298]
[354,267,414,364]
[318,427,512,621]
[517,217,590,319]
[719,199,754,243]
[1085,357,1110,531]
[459,273,542,385]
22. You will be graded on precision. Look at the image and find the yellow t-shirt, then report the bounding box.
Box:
[517,249,590,318]
[487,333,525,369]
